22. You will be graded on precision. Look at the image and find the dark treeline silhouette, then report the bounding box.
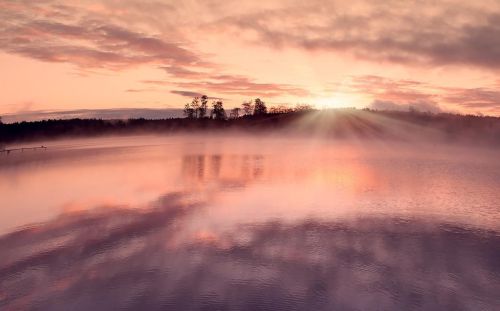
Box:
[1,98,500,146]
[184,97,272,120]
[183,96,314,119]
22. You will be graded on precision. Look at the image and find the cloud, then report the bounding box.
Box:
[170,90,220,99]
[161,66,208,79]
[341,75,500,114]
[0,1,311,99]
[347,75,435,102]
[3,1,500,74]
[170,90,203,97]
[207,0,500,69]
[2,23,199,69]
[173,74,311,98]
[146,74,311,98]
[0,2,201,70]
[441,87,500,111]
[2,0,499,114]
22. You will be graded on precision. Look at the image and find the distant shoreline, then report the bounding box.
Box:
[1,109,499,147]
[0,108,184,124]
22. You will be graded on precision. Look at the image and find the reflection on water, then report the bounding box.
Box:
[1,135,500,310]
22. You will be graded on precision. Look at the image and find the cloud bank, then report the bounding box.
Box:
[1,0,500,114]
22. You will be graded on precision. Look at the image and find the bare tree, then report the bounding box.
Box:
[0,117,4,151]
[183,103,195,118]
[199,95,208,118]
[253,98,267,116]
[242,100,254,115]
[190,97,200,118]
[229,107,241,119]
[211,100,226,120]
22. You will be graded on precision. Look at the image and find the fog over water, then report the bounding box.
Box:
[1,134,500,310]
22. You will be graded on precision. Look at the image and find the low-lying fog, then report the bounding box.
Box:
[1,134,500,310]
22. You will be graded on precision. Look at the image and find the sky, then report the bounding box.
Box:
[1,0,500,117]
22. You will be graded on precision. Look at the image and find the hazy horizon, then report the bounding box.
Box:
[0,108,184,123]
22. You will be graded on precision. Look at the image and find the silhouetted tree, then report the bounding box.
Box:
[199,95,208,118]
[183,103,195,118]
[190,97,200,118]
[294,104,314,112]
[1,110,500,146]
[229,107,241,119]
[211,100,226,120]
[242,100,254,115]
[269,105,293,114]
[253,98,267,116]
[0,117,4,150]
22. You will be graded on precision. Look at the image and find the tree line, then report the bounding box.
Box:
[1,108,499,146]
[184,96,314,120]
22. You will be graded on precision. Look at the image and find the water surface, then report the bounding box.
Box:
[1,135,500,310]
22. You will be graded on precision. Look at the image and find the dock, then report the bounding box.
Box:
[1,146,47,154]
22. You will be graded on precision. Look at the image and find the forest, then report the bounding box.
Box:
[1,97,499,147]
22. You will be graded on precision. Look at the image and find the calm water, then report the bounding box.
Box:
[1,135,500,310]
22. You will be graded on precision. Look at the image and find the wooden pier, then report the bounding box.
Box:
[1,146,47,154]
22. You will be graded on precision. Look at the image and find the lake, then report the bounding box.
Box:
[1,134,500,310]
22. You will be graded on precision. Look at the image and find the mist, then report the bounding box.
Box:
[2,110,500,151]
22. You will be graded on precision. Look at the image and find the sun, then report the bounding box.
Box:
[314,93,361,110]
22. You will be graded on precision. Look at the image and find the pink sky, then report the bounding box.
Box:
[1,0,500,116]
